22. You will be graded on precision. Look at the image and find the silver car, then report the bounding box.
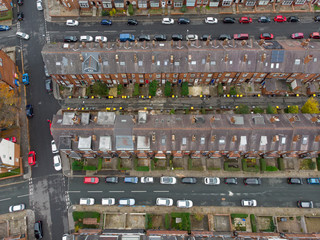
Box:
[141,177,154,183]
[177,200,193,208]
[119,198,135,206]
[9,204,25,212]
[102,198,115,205]
[160,176,176,184]
[204,177,220,185]
[156,198,173,206]
[80,35,93,42]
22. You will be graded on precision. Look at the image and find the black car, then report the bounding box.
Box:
[177,17,190,24]
[181,177,197,184]
[34,221,43,239]
[45,79,52,93]
[200,34,211,41]
[138,34,151,41]
[223,17,236,23]
[26,104,33,118]
[287,178,303,184]
[171,34,183,41]
[287,16,300,22]
[17,12,24,21]
[154,34,167,41]
[17,0,23,6]
[64,36,78,42]
[243,178,261,185]
[315,15,320,22]
[258,16,271,23]
[224,178,238,184]
[105,176,119,183]
[218,34,231,40]
[127,19,138,25]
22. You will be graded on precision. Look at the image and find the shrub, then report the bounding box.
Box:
[218,83,223,96]
[229,86,237,95]
[267,104,277,114]
[97,158,103,171]
[266,166,278,171]
[188,158,193,170]
[235,104,250,114]
[180,5,187,13]
[277,158,284,171]
[117,84,124,95]
[101,10,109,16]
[309,161,316,170]
[165,214,171,229]
[91,82,109,96]
[181,82,189,96]
[242,159,259,172]
[72,160,83,171]
[194,214,204,221]
[253,107,264,114]
[170,109,175,114]
[164,81,172,97]
[260,159,266,171]
[146,214,153,229]
[201,108,206,114]
[250,214,257,232]
[205,5,210,10]
[287,105,299,114]
[83,165,97,171]
[128,3,134,15]
[317,157,320,171]
[231,213,248,219]
[149,80,158,96]
[133,83,140,96]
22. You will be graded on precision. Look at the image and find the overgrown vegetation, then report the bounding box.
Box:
[181,82,189,96]
[235,104,250,114]
[117,84,124,95]
[133,83,140,96]
[0,168,20,178]
[277,158,285,171]
[287,105,299,114]
[250,214,257,232]
[170,212,191,231]
[73,211,100,231]
[229,86,237,95]
[301,97,320,114]
[128,3,134,15]
[253,107,264,114]
[149,80,158,96]
[72,160,84,171]
[224,162,241,171]
[242,159,259,172]
[266,104,277,114]
[164,81,172,97]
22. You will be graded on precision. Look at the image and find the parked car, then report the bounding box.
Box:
[200,34,211,41]
[260,33,274,40]
[291,33,304,39]
[243,178,261,185]
[160,176,177,184]
[241,199,257,207]
[22,73,29,85]
[105,177,118,183]
[287,178,303,184]
[218,34,231,40]
[124,176,138,183]
[314,15,320,22]
[34,221,43,239]
[102,198,115,205]
[17,12,24,21]
[258,16,271,23]
[138,34,151,41]
[9,204,25,212]
[223,17,236,23]
[119,198,135,206]
[310,32,320,39]
[66,20,79,26]
[181,177,197,184]
[17,0,23,6]
[0,25,10,31]
[53,155,62,171]
[171,34,183,41]
[156,198,173,206]
[141,177,154,183]
[178,17,190,24]
[239,16,252,23]
[83,177,99,184]
[205,17,218,24]
[51,140,58,153]
[224,177,238,184]
[186,34,198,41]
[101,19,112,25]
[297,201,313,208]
[204,177,220,185]
[127,19,138,25]
[16,31,30,40]
[287,16,299,22]
[274,15,287,22]
[80,198,95,205]
[234,33,249,40]
[28,151,36,166]
[79,35,93,42]
[36,0,43,11]
[26,104,33,117]
[177,200,193,208]
[5,137,17,143]
[307,178,320,184]
[154,34,167,41]
[162,18,174,24]
[45,79,52,93]
[95,36,107,42]
[64,36,77,42]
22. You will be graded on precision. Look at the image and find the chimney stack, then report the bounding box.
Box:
[115,54,119,63]
[304,54,313,64]
[170,55,174,64]
[224,54,229,62]
[243,54,248,62]
[188,55,192,63]
[152,55,155,64]
[261,53,267,62]
[134,54,138,63]
[79,54,84,62]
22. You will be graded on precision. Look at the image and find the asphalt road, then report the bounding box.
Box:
[68,177,320,208]
[0,181,29,213]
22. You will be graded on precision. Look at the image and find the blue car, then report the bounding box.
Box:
[22,73,29,85]
[0,25,10,31]
[307,178,320,184]
[101,19,112,25]
[124,177,138,184]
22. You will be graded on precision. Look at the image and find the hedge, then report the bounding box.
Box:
[277,158,285,171]
[231,213,248,219]
[145,214,153,229]
[260,159,266,171]
[317,157,320,171]
[165,214,170,229]
[250,214,257,232]
[224,162,241,171]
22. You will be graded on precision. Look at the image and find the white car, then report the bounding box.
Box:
[95,36,107,43]
[80,35,93,42]
[162,18,174,24]
[66,20,79,26]
[51,140,58,154]
[160,176,176,184]
[241,199,257,207]
[186,34,198,41]
[141,177,154,183]
[204,177,220,185]
[80,198,95,205]
[9,204,25,212]
[156,198,173,206]
[53,155,62,171]
[36,0,43,10]
[119,198,135,206]
[16,32,30,40]
[205,17,218,24]
[177,200,193,208]
[102,198,115,205]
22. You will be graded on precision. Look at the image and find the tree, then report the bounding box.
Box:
[149,80,158,96]
[133,83,140,96]
[287,105,299,114]
[91,82,109,96]
[181,82,189,96]
[128,3,134,15]
[217,83,223,96]
[164,81,172,97]
[235,104,250,114]
[301,97,320,114]
[266,104,277,114]
[229,86,237,96]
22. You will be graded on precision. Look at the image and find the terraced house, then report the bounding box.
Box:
[51,111,320,160]
[42,40,320,96]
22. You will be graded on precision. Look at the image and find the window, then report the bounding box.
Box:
[121,74,126,78]
[271,63,274,68]
[157,61,160,66]
[114,74,118,78]
[138,61,143,66]
[166,74,170,77]
[206,78,210,82]
[139,79,144,83]
[0,58,2,66]
[174,74,178,78]
[139,74,143,78]
[175,62,180,66]
[182,138,187,145]
[156,74,161,78]
[276,63,279,68]
[107,80,112,83]
[191,61,196,65]
[202,59,206,64]
[210,61,216,65]
[184,74,187,77]
[229,60,233,64]
[164,61,168,66]
[208,74,212,77]
[314,58,317,62]
[200,137,205,144]
[225,73,230,77]
[105,74,110,78]
[295,59,301,65]
[248,60,251,65]
[150,2,159,7]
[79,1,89,7]
[114,2,124,7]
[132,74,135,78]
[102,2,112,8]
[219,139,225,144]
[190,74,195,77]
[120,62,125,66]
[71,75,77,79]
[103,61,109,66]
[174,1,182,7]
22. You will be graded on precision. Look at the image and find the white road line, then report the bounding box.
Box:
[153,191,169,193]
[49,31,59,33]
[103,31,117,33]
[109,191,124,193]
[65,31,79,33]
[0,198,11,202]
[86,31,98,33]
[67,191,81,193]
[131,191,147,193]
[122,30,136,32]
[17,194,29,198]
[88,191,103,193]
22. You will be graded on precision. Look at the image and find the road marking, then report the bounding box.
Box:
[49,31,59,33]
[86,30,98,33]
[65,31,79,33]
[17,194,29,198]
[68,191,80,193]
[109,191,124,193]
[122,30,136,32]
[88,191,103,193]
[0,198,11,202]
[153,191,169,193]
[103,31,117,33]
[131,191,147,193]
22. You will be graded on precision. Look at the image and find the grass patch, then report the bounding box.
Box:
[0,10,12,21]
[224,162,241,171]
[317,157,320,171]
[231,213,248,219]
[266,166,278,171]
[83,165,97,171]
[260,217,275,232]
[134,157,150,171]
[188,158,203,171]
[97,158,103,171]
[171,212,191,231]
[73,211,100,230]
[277,158,284,171]
[250,214,257,232]
[0,168,20,178]
[72,160,84,171]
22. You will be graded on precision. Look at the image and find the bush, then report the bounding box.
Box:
[277,158,284,171]
[218,83,223,96]
[231,213,248,219]
[267,104,277,114]
[164,81,172,97]
[170,109,175,114]
[260,159,266,171]
[181,82,189,96]
[250,214,257,232]
[180,5,187,13]
[253,107,264,114]
[205,5,210,10]
[97,158,103,171]
[266,166,278,171]
[165,214,170,229]
[101,10,109,16]
[317,157,320,171]
[72,160,84,171]
[146,214,153,229]
[149,80,158,96]
[224,162,241,171]
[83,165,97,171]
[201,108,206,114]
[229,86,237,95]
[91,82,109,96]
[117,84,124,95]
[133,83,140,96]
[242,159,259,172]
[188,158,193,170]
[309,161,316,170]
[128,3,134,15]
[235,104,250,114]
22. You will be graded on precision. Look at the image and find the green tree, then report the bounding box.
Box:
[128,3,134,15]
[91,82,109,96]
[217,83,223,96]
[133,83,140,96]
[180,5,187,13]
[266,104,277,114]
[164,81,172,97]
[149,80,158,96]
[287,105,299,114]
[181,82,189,96]
[229,86,237,96]
[235,104,250,114]
[301,97,320,114]
[253,107,264,114]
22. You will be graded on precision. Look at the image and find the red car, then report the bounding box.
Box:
[5,137,17,143]
[291,33,304,39]
[28,151,36,166]
[84,177,99,184]
[260,33,274,40]
[234,33,249,40]
[310,32,320,39]
[239,17,252,23]
[274,15,287,22]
